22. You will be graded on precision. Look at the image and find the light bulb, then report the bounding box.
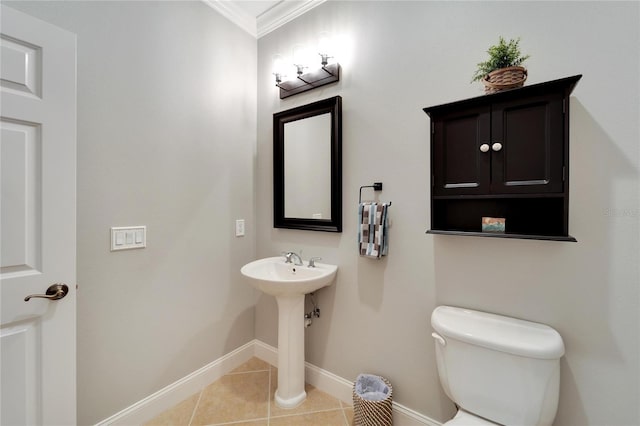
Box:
[318,32,333,65]
[272,54,286,84]
[292,45,311,74]
[318,33,332,55]
[273,55,285,75]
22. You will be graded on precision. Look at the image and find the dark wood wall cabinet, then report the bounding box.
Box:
[424,75,582,242]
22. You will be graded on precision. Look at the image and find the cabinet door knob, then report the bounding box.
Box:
[479,143,490,153]
[492,142,503,152]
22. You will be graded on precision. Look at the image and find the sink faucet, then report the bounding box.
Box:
[283,251,303,266]
[308,257,322,267]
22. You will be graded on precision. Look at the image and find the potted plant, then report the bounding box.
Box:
[472,36,530,94]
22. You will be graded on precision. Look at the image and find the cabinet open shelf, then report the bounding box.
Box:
[429,197,574,241]
[426,229,576,242]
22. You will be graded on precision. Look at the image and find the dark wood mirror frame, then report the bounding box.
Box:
[273,96,342,232]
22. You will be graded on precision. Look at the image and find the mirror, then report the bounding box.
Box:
[274,96,342,232]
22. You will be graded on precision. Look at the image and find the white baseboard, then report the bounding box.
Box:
[96,339,441,426]
[252,338,278,366]
[96,340,256,426]
[393,404,442,426]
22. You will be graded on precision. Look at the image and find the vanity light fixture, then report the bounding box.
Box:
[273,35,341,99]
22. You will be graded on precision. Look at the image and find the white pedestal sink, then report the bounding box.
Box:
[241,256,337,408]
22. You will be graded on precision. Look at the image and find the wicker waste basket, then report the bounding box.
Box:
[353,374,393,426]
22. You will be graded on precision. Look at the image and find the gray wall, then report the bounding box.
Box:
[5,1,257,424]
[256,2,639,425]
[6,1,639,425]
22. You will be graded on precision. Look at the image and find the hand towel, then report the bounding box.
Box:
[358,202,390,259]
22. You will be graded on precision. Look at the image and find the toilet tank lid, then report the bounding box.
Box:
[431,306,565,360]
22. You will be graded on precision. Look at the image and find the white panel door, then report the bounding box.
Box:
[1,5,76,425]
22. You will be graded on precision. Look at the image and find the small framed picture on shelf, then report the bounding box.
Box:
[482,217,506,233]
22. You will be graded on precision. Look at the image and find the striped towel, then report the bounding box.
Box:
[358,202,390,258]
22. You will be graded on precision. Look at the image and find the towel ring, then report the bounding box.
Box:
[359,182,392,205]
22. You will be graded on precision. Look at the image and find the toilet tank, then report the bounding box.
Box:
[431,306,565,426]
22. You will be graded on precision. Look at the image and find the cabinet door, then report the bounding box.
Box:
[432,106,491,195]
[490,94,565,194]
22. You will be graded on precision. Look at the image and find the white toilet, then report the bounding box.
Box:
[431,306,565,426]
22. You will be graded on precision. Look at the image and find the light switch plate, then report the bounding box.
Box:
[111,226,146,251]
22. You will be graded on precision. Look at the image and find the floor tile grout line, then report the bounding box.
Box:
[269,407,346,419]
[226,369,270,376]
[341,406,349,426]
[187,388,204,426]
[212,418,269,426]
[340,400,353,409]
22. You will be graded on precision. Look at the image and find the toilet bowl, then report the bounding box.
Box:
[431,306,565,426]
[445,409,499,425]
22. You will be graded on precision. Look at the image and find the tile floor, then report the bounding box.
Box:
[145,357,354,425]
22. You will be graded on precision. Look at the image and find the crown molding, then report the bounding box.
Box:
[202,0,257,37]
[202,1,326,39]
[257,0,326,38]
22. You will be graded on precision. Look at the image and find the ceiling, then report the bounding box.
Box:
[203,0,326,38]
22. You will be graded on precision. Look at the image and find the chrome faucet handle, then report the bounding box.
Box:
[281,251,293,263]
[282,251,303,265]
[308,257,322,267]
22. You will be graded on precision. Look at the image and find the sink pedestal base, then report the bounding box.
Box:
[241,257,337,409]
[274,294,307,409]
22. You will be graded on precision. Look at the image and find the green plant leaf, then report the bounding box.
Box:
[472,36,530,82]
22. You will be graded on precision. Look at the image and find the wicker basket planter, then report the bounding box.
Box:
[482,66,528,94]
[353,375,393,426]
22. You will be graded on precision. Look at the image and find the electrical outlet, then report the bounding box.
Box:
[235,219,245,237]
